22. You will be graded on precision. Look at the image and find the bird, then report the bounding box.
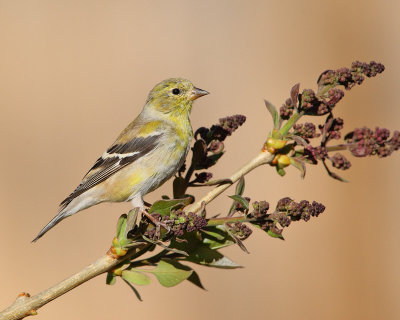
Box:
[33,78,209,242]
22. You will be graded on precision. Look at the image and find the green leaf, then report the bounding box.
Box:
[235,176,245,196]
[252,223,285,240]
[163,259,206,290]
[201,226,235,250]
[116,214,127,240]
[266,229,285,240]
[146,260,192,287]
[126,208,139,233]
[228,177,245,215]
[121,270,151,286]
[186,244,241,268]
[187,270,206,290]
[122,279,143,301]
[264,100,280,129]
[228,195,249,211]
[106,272,116,285]
[169,232,242,269]
[149,197,192,216]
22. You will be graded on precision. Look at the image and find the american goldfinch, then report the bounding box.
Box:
[33,78,208,242]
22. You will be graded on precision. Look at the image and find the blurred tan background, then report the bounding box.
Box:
[1,0,399,319]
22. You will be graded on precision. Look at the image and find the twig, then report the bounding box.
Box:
[0,244,149,320]
[185,151,273,213]
[0,150,273,320]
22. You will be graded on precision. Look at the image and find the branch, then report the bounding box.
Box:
[1,60,389,319]
[185,151,273,213]
[0,150,273,320]
[0,244,150,320]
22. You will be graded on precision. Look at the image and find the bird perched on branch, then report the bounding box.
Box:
[33,78,209,242]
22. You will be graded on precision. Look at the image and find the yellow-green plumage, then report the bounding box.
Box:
[33,78,208,241]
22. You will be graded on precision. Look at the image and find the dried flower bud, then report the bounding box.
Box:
[230,222,253,240]
[331,153,351,170]
[186,212,208,232]
[346,126,399,158]
[293,123,320,140]
[209,140,224,154]
[325,88,344,107]
[277,213,291,228]
[391,131,400,151]
[276,198,325,222]
[336,67,353,89]
[252,201,270,218]
[280,98,295,120]
[317,69,336,87]
[300,89,317,111]
[219,115,246,136]
[320,117,344,142]
[194,172,213,183]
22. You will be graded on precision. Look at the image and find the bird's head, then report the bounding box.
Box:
[145,78,209,116]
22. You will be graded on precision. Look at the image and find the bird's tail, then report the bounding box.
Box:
[32,193,98,242]
[32,209,71,242]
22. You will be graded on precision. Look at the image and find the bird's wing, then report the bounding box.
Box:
[60,131,163,209]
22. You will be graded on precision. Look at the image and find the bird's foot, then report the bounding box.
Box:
[141,210,171,233]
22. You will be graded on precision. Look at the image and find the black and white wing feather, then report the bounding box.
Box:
[59,134,162,209]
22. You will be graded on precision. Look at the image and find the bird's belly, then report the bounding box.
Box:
[102,141,189,202]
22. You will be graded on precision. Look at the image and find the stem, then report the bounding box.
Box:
[184,164,195,184]
[0,244,150,320]
[279,111,304,137]
[184,151,273,214]
[0,150,273,319]
[295,143,353,156]
[206,215,253,226]
[325,143,352,152]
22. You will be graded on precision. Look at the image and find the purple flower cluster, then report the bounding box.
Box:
[276,197,325,222]
[291,61,385,118]
[219,115,247,135]
[196,115,247,144]
[280,97,296,120]
[330,153,351,170]
[325,88,344,107]
[346,127,400,158]
[143,210,207,240]
[251,201,270,218]
[247,198,325,239]
[229,222,253,240]
[322,117,344,142]
[193,172,213,183]
[317,61,385,91]
[351,61,385,78]
[293,122,320,140]
[296,88,345,116]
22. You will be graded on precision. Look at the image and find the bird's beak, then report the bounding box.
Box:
[190,87,209,100]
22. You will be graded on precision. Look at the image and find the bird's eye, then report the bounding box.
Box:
[172,88,181,95]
